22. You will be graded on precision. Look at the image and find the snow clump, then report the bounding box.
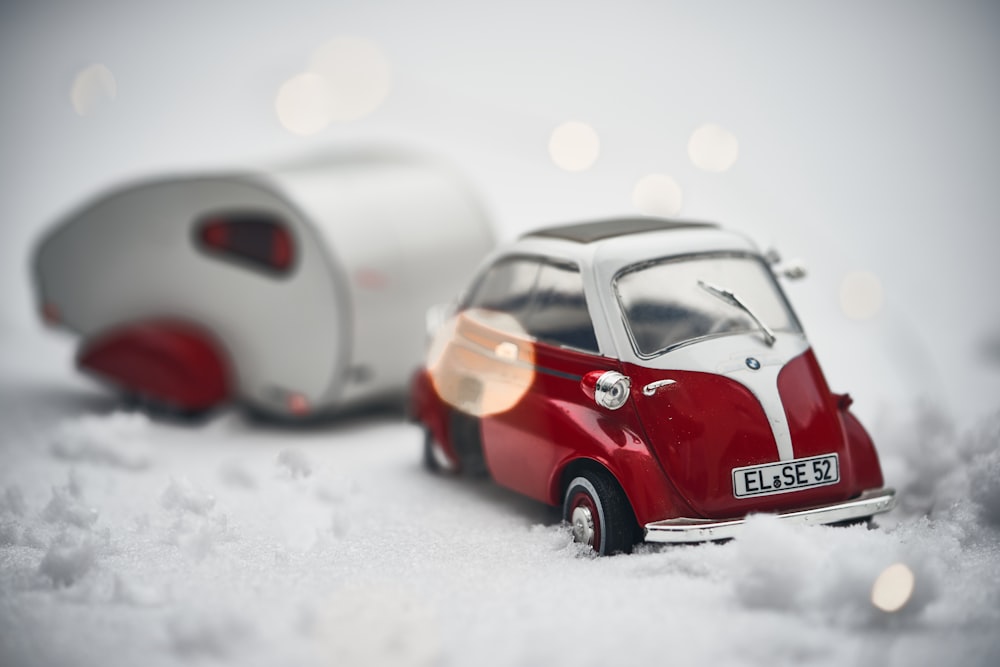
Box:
[161,477,216,515]
[276,448,312,479]
[42,472,98,528]
[160,477,234,559]
[730,515,939,626]
[963,413,1000,527]
[48,411,152,470]
[886,406,1000,535]
[38,531,97,587]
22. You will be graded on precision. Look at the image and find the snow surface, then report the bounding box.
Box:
[1,334,998,667]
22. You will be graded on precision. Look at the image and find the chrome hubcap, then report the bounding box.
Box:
[571,505,595,545]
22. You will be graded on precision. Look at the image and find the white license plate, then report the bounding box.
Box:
[732,454,839,499]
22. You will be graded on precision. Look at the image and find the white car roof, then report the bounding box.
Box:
[507,218,760,279]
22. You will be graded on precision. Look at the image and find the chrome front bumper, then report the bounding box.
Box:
[644,488,896,543]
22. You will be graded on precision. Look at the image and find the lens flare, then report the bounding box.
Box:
[275,72,335,136]
[688,123,739,172]
[839,270,884,320]
[308,37,392,121]
[871,562,915,612]
[276,37,392,135]
[70,64,117,116]
[632,174,684,216]
[427,309,535,417]
[548,121,600,172]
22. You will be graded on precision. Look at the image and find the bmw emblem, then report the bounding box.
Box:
[745,357,761,370]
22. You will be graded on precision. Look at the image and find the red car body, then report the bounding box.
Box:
[410,219,894,554]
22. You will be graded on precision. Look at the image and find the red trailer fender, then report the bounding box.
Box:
[78,320,230,412]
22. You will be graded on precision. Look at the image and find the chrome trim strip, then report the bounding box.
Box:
[643,488,896,543]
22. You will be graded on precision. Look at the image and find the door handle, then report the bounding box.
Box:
[642,379,676,396]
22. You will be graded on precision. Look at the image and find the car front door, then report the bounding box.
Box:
[460,256,614,502]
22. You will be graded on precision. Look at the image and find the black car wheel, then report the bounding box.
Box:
[563,468,635,555]
[449,410,488,478]
[422,427,457,474]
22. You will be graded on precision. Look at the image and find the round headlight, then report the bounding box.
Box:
[593,371,631,410]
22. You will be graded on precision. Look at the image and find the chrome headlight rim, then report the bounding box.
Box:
[593,370,631,410]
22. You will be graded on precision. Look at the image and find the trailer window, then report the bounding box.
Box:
[195,212,295,275]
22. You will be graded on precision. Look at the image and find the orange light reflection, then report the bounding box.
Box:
[427,309,535,417]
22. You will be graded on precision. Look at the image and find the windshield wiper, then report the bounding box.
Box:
[697,279,776,347]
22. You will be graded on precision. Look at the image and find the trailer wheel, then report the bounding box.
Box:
[563,469,635,555]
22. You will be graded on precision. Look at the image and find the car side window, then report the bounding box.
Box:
[462,257,541,319]
[463,256,599,354]
[522,262,599,353]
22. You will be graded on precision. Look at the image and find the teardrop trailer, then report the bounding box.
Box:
[410,218,896,554]
[33,151,494,419]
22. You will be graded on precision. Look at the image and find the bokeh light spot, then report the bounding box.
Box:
[548,121,600,172]
[308,37,391,121]
[871,562,915,612]
[688,123,739,172]
[839,270,884,320]
[427,309,535,417]
[275,73,335,136]
[70,64,117,116]
[632,174,684,216]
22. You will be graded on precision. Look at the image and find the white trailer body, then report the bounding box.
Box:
[33,151,494,418]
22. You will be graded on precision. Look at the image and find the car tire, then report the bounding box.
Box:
[563,469,635,555]
[422,427,457,474]
[449,410,489,478]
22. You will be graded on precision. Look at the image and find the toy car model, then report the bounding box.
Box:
[410,218,895,554]
[33,150,493,419]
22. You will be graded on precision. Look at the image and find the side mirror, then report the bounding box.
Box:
[764,248,807,280]
[777,259,807,280]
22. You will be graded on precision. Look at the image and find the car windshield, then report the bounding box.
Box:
[614,253,801,357]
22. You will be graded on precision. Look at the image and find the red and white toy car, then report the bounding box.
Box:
[410,218,895,554]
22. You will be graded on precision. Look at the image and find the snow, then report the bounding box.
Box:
[49,413,152,471]
[161,476,217,516]
[276,448,314,480]
[42,476,99,529]
[1,336,998,667]
[37,531,98,588]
